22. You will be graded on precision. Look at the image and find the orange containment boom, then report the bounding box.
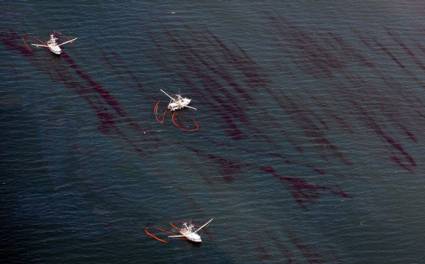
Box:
[144,227,168,244]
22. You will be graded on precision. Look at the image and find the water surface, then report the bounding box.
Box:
[1,1,425,263]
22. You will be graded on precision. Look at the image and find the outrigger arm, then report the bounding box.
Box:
[58,37,78,46]
[185,105,197,111]
[194,218,214,233]
[31,43,48,48]
[168,234,185,238]
[160,89,176,101]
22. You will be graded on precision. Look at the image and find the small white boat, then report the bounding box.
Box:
[168,218,213,243]
[160,89,197,112]
[31,33,77,55]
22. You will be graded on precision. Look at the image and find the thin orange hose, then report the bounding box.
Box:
[171,112,200,132]
[144,227,168,244]
[169,222,179,229]
[153,101,167,124]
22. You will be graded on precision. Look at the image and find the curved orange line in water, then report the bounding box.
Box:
[169,222,179,230]
[153,101,167,124]
[144,227,168,244]
[171,112,200,132]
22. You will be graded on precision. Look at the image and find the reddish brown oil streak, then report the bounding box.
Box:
[268,19,419,171]
[350,100,416,171]
[261,166,349,208]
[61,52,127,117]
[254,236,273,262]
[186,146,243,183]
[149,29,244,140]
[170,27,280,145]
[100,50,145,92]
[287,231,326,264]
[180,26,255,103]
[263,18,353,164]
[267,232,297,264]
[204,29,269,88]
[162,28,251,122]
[1,31,148,157]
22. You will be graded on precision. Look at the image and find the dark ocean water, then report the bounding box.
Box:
[1,1,425,263]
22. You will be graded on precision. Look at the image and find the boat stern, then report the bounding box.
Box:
[186,233,202,243]
[49,45,62,55]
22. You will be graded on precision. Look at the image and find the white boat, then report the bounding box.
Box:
[168,218,213,243]
[31,34,77,55]
[160,89,197,112]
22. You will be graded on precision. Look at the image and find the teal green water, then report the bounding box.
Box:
[1,1,425,263]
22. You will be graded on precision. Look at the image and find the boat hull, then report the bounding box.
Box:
[48,45,62,55]
[184,232,202,243]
